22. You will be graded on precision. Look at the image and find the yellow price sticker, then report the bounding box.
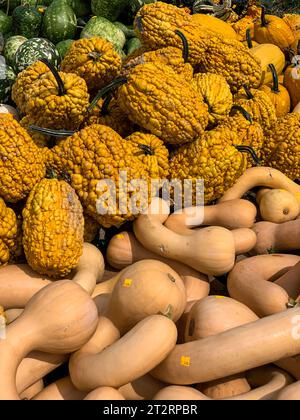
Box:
[116,234,124,239]
[123,278,132,287]
[180,356,191,367]
[215,295,225,299]
[296,193,300,200]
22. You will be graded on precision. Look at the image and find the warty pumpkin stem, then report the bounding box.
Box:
[29,126,76,137]
[230,105,253,123]
[243,85,254,100]
[88,77,127,112]
[268,64,280,93]
[246,28,253,49]
[175,30,189,63]
[235,145,261,166]
[101,93,113,116]
[260,6,267,28]
[39,58,65,96]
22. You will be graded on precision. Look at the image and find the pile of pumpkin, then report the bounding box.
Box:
[4,166,300,400]
[1,0,300,400]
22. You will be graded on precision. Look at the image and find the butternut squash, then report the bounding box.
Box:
[5,309,23,324]
[0,281,98,399]
[133,198,238,276]
[227,254,300,317]
[185,296,258,342]
[84,387,125,400]
[153,367,292,400]
[275,261,300,299]
[106,231,210,299]
[257,188,300,223]
[0,243,104,309]
[277,380,300,399]
[197,374,251,399]
[151,306,300,385]
[118,374,166,400]
[275,354,300,380]
[70,315,177,391]
[33,377,87,400]
[220,167,300,204]
[16,352,68,394]
[176,300,197,345]
[105,260,186,334]
[69,316,121,392]
[252,219,300,255]
[20,380,44,400]
[164,199,257,231]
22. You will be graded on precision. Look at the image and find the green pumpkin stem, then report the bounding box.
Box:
[268,64,279,93]
[175,29,189,63]
[230,105,253,123]
[261,6,268,27]
[39,58,65,96]
[243,85,254,100]
[29,126,76,137]
[235,145,261,166]
[6,0,9,15]
[88,77,127,112]
[100,94,113,116]
[246,28,253,49]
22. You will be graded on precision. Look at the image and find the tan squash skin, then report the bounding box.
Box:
[151,306,300,385]
[84,387,125,400]
[153,367,292,400]
[293,102,300,114]
[69,316,121,390]
[106,231,210,299]
[105,260,186,334]
[257,189,300,223]
[118,374,166,400]
[165,200,257,231]
[197,374,251,399]
[33,377,87,400]
[274,261,300,299]
[277,380,300,399]
[0,281,98,400]
[0,243,104,309]
[275,355,300,380]
[70,315,177,391]
[16,352,68,394]
[220,167,300,204]
[20,380,44,400]
[184,296,258,342]
[227,254,300,317]
[5,308,24,324]
[252,219,300,255]
[176,300,197,344]
[133,198,237,276]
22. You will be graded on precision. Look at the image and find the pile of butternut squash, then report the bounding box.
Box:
[3,166,300,400]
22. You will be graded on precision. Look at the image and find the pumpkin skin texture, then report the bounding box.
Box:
[24,70,90,131]
[254,10,295,50]
[261,113,300,180]
[22,178,84,278]
[84,97,135,138]
[234,87,277,132]
[117,63,209,145]
[250,44,285,86]
[19,116,50,148]
[191,13,238,40]
[0,198,18,267]
[0,114,46,203]
[283,14,300,35]
[134,2,262,93]
[83,214,99,243]
[169,126,247,204]
[284,65,300,109]
[259,66,291,118]
[232,15,254,42]
[49,124,149,228]
[220,109,264,168]
[125,132,169,179]
[11,60,49,114]
[191,73,233,126]
[122,46,194,82]
[60,37,122,91]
